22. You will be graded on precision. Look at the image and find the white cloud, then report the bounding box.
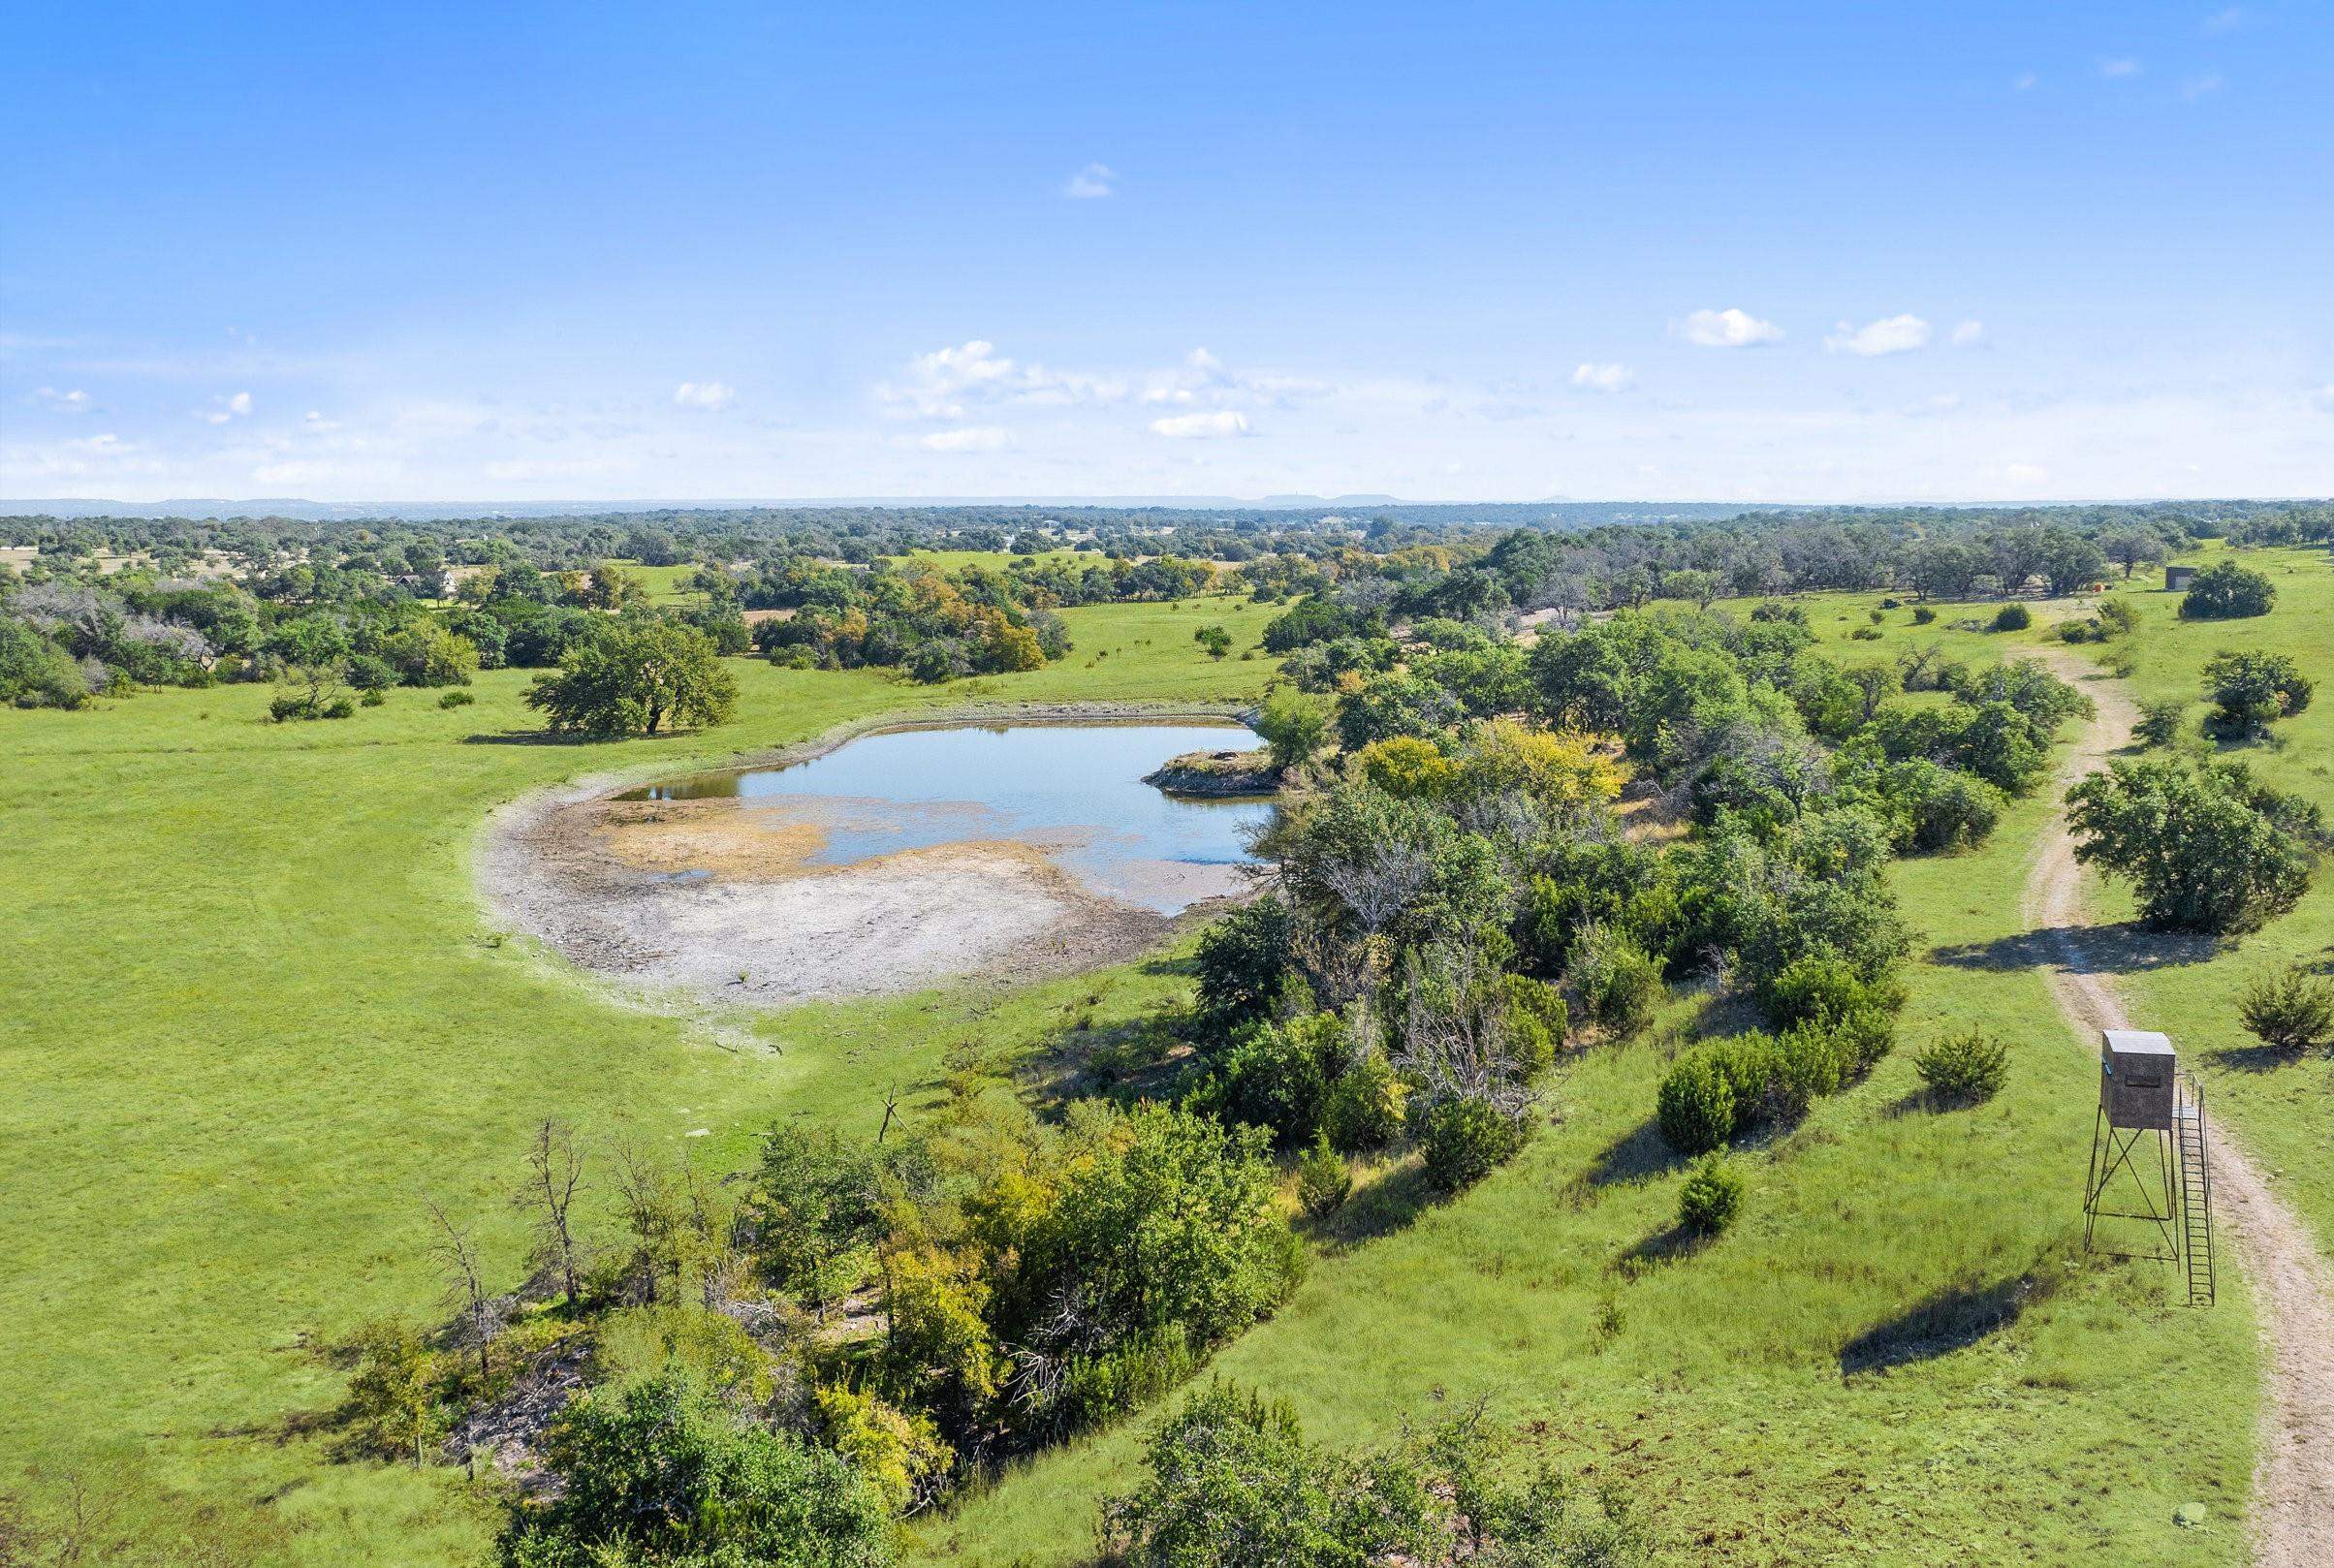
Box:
[2313,386,2334,413]
[1950,319,1986,346]
[2182,73,2224,101]
[1150,410,1251,439]
[2004,462,2051,487]
[2013,71,2038,90]
[1679,308,1782,348]
[2100,57,2142,78]
[2203,8,2247,34]
[1063,162,1117,200]
[880,339,1009,419]
[673,380,736,412]
[303,409,341,430]
[878,339,1120,419]
[1570,361,1633,392]
[35,387,91,412]
[920,425,1013,453]
[1825,314,1933,357]
[201,391,253,423]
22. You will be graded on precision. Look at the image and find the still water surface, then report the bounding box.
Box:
[621,721,1271,913]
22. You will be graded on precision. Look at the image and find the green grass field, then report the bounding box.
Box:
[604,557,707,607]
[0,596,1275,1562]
[0,581,2267,1565]
[884,547,1082,572]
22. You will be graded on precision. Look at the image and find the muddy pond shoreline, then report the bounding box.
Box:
[474,701,1269,1010]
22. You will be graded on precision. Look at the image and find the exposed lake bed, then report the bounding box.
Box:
[481,715,1272,1007]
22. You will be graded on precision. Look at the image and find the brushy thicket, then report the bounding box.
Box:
[1102,1381,1647,1568]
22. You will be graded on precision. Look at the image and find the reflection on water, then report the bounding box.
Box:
[618,722,1272,913]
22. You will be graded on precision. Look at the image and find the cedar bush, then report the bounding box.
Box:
[1678,1156,1745,1237]
[1320,1051,1406,1153]
[1414,1097,1528,1192]
[1294,1136,1352,1218]
[2133,697,2188,748]
[1913,1031,2009,1105]
[1567,923,1664,1038]
[1765,1023,1846,1123]
[1655,1051,1736,1155]
[2237,966,2334,1053]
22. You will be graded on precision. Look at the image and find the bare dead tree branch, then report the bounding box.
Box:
[424,1197,503,1380]
[518,1116,585,1310]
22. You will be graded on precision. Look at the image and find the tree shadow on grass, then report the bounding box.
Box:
[1308,1156,1438,1256]
[1613,1222,1711,1277]
[1137,952,1200,980]
[1581,1115,1690,1193]
[1928,923,2224,977]
[1837,1269,2057,1377]
[2205,1042,2303,1076]
[1017,1015,1192,1106]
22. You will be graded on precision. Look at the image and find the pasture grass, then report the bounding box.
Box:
[0,595,1274,1563]
[0,580,2265,1565]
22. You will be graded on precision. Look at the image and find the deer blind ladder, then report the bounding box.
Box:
[2175,1070,2216,1307]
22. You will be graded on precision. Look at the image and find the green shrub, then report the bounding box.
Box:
[2203,649,2314,737]
[1763,954,1859,1029]
[347,653,397,692]
[2180,559,2275,619]
[1710,1032,1778,1116]
[1991,603,2031,632]
[1567,923,1664,1038]
[438,688,476,709]
[1894,763,2006,853]
[2238,966,2334,1053]
[1414,1096,1528,1192]
[1655,1051,1736,1155]
[2097,597,2138,637]
[2133,697,2188,747]
[1294,1136,1352,1217]
[2067,756,2324,933]
[1832,1005,1897,1077]
[1766,1023,1847,1122]
[1320,1050,1406,1153]
[498,1369,893,1568]
[1913,1031,2009,1105]
[1215,1014,1346,1146]
[1499,973,1567,1074]
[1047,1326,1201,1440]
[1911,605,1937,625]
[1677,1156,1745,1237]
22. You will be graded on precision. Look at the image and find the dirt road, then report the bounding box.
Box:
[2026,651,2334,1566]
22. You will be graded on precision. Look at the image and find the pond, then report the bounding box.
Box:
[618,720,1273,914]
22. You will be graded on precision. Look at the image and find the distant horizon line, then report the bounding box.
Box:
[9,491,2327,519]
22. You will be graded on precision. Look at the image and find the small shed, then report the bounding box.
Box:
[2164,565,2197,592]
[2101,1030,2177,1130]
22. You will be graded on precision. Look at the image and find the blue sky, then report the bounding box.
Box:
[3,1,2328,503]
